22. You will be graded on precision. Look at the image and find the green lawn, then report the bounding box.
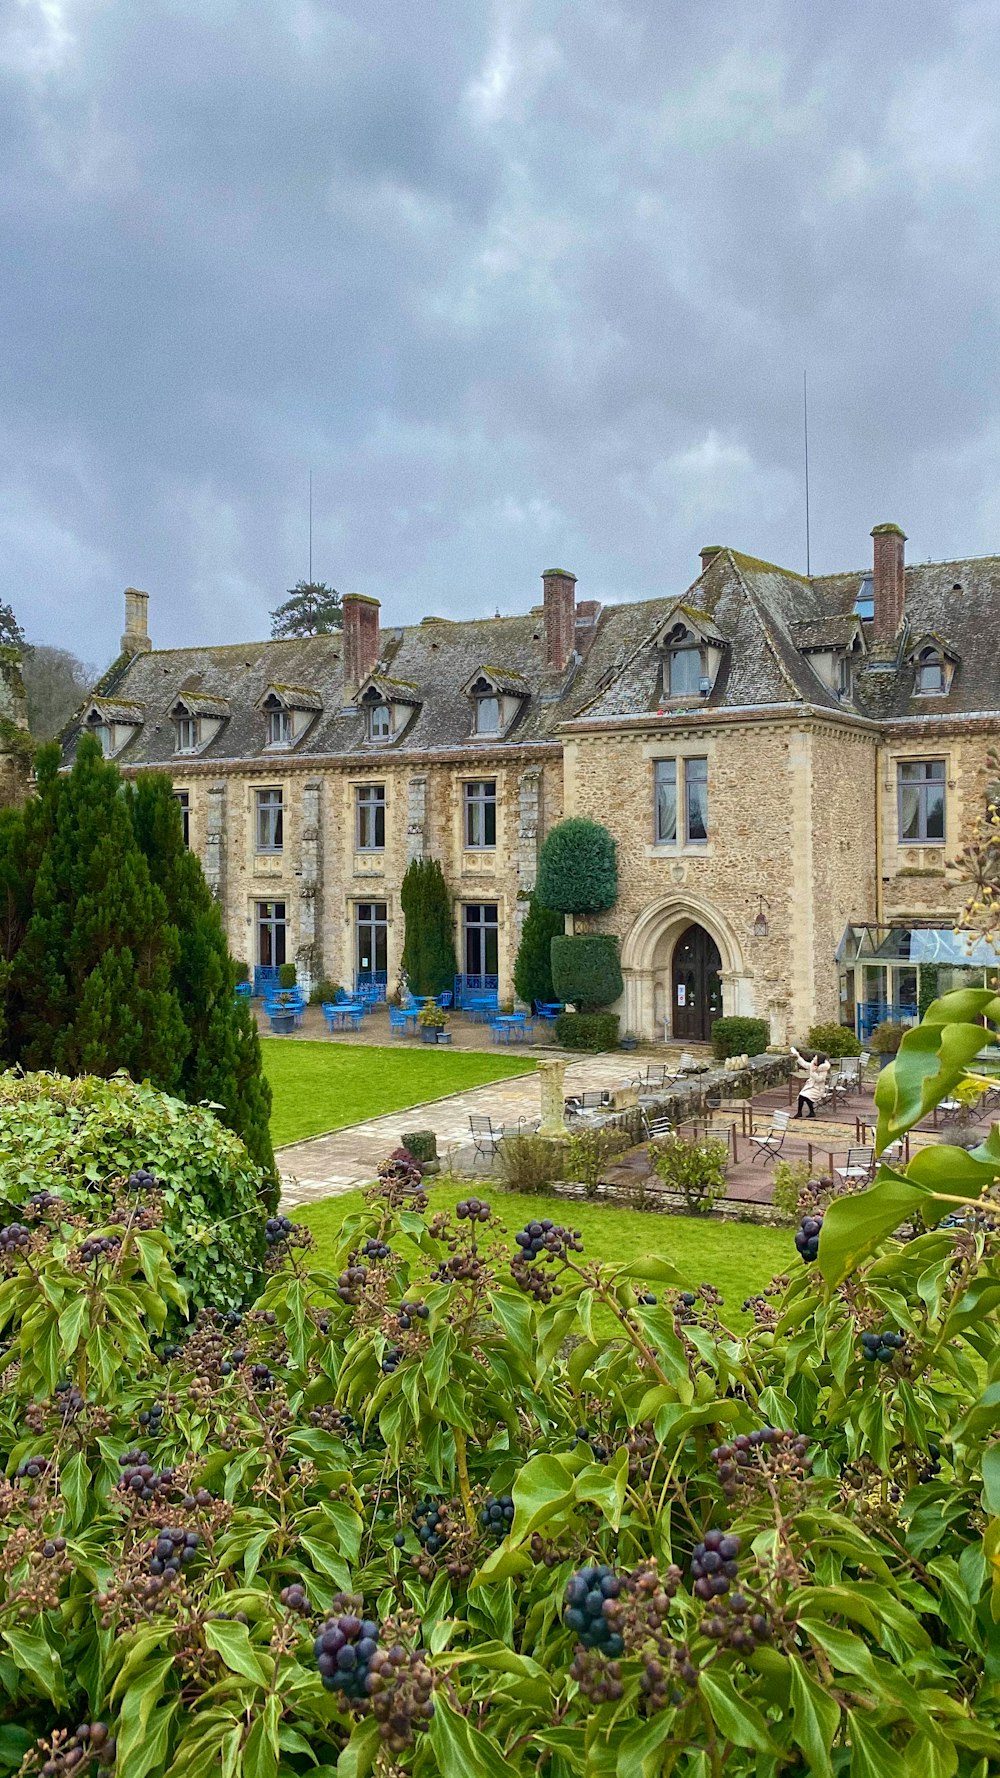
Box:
[262,1041,535,1148]
[299,1181,790,1331]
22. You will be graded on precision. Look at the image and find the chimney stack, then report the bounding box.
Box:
[542,568,577,672]
[699,545,723,574]
[342,593,381,693]
[871,524,906,638]
[121,587,151,656]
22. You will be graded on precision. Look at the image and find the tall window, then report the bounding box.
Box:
[915,648,944,695]
[356,902,388,977]
[475,695,500,734]
[256,901,286,966]
[464,904,498,976]
[898,759,945,843]
[464,780,497,849]
[653,758,708,844]
[174,790,190,848]
[175,715,200,754]
[256,787,284,852]
[356,784,385,851]
[368,703,391,742]
[654,759,677,844]
[685,757,709,843]
[668,647,702,697]
[268,708,292,746]
[838,655,853,700]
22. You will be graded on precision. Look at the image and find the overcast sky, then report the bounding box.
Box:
[3,0,999,662]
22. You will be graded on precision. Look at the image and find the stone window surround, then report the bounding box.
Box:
[644,741,714,858]
[462,776,498,851]
[894,755,947,847]
[355,782,386,852]
[255,785,285,854]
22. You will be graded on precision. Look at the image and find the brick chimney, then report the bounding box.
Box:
[871,524,906,638]
[121,587,151,656]
[542,569,577,672]
[699,545,723,574]
[342,593,381,693]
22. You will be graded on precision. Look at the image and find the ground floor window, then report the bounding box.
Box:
[173,790,190,847]
[464,903,498,976]
[256,901,286,967]
[356,901,388,977]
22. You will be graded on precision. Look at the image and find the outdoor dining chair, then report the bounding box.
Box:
[835,1145,875,1187]
[748,1109,789,1165]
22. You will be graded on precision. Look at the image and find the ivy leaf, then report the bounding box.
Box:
[2,1626,65,1704]
[428,1693,516,1778]
[982,1444,1000,1515]
[242,1696,281,1778]
[698,1669,779,1755]
[818,1167,936,1287]
[203,1618,270,1687]
[333,1715,380,1778]
[847,1710,902,1778]
[874,1007,997,1147]
[60,1450,91,1529]
[788,1653,840,1778]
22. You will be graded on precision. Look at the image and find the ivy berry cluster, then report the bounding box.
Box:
[411,1498,448,1555]
[313,1610,381,1700]
[362,1238,392,1261]
[79,1235,121,1266]
[146,1526,200,1577]
[38,1722,116,1775]
[367,1646,435,1751]
[690,1530,741,1600]
[0,1221,32,1255]
[711,1429,812,1497]
[478,1493,515,1541]
[794,1214,823,1264]
[118,1452,176,1502]
[265,1215,295,1249]
[455,1196,491,1223]
[562,1566,625,1657]
[860,1328,905,1364]
[396,1300,429,1331]
[125,1167,160,1192]
[511,1220,584,1302]
[337,1263,369,1305]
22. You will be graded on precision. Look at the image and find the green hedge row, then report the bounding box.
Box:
[554,1011,620,1051]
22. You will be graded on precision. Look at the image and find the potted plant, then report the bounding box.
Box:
[268,989,299,1035]
[869,1020,906,1069]
[418,1004,450,1045]
[618,1031,639,1052]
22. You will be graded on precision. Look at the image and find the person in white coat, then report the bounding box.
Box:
[789,1047,831,1119]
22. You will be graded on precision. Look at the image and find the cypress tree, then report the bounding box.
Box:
[513,892,565,1007]
[400,857,456,997]
[129,773,276,1189]
[14,735,188,1085]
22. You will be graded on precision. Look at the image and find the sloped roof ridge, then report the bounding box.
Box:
[726,555,804,703]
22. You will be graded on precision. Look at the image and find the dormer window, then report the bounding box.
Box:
[368,702,391,742]
[853,575,875,621]
[653,609,725,705]
[268,708,292,747]
[90,721,112,757]
[838,655,852,700]
[175,715,201,754]
[915,648,944,695]
[81,698,143,759]
[475,695,501,734]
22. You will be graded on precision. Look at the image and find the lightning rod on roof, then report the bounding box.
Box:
[308,470,313,583]
[803,369,811,578]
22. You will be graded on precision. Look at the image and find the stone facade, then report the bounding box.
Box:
[57,524,999,1037]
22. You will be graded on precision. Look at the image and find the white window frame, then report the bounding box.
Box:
[255,787,284,853]
[464,780,497,850]
[367,703,391,742]
[475,694,501,734]
[175,714,200,754]
[356,784,386,851]
[267,707,293,747]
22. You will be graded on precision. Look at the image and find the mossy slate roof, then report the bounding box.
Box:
[63,548,1000,767]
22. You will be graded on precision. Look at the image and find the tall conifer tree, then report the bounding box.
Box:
[513,892,565,1007]
[14,736,187,1084]
[400,857,456,997]
[129,773,276,1187]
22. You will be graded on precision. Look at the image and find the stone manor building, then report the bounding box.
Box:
[60,523,999,1045]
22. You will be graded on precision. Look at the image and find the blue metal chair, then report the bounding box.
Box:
[389,1006,418,1037]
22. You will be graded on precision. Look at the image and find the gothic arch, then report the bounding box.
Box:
[619,892,754,1041]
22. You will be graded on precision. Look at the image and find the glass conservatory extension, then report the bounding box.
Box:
[837,924,1000,1041]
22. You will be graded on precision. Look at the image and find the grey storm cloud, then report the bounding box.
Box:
[2,0,1000,660]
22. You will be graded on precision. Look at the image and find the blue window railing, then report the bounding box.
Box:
[355,971,388,1003]
[857,1000,918,1041]
[254,965,281,998]
[453,974,499,1008]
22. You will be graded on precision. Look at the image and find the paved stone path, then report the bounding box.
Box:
[277,1054,650,1206]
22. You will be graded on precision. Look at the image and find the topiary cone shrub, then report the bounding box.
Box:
[0,1071,267,1312]
[536,817,618,914]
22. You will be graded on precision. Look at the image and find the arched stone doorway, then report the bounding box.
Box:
[619,893,754,1043]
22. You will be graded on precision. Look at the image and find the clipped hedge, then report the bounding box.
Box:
[0,1071,267,1313]
[805,1021,862,1057]
[551,935,623,1011]
[710,1016,769,1059]
[536,817,618,914]
[554,1011,620,1051]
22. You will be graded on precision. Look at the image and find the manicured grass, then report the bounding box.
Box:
[262,1041,535,1148]
[299,1181,790,1331]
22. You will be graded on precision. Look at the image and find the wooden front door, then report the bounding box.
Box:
[671,924,722,1042]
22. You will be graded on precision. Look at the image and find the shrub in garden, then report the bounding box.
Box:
[536,817,618,913]
[233,958,250,985]
[0,1071,267,1311]
[564,1126,631,1196]
[771,1158,813,1219]
[278,961,298,989]
[496,1131,566,1191]
[309,978,342,1004]
[400,857,457,996]
[0,989,998,1773]
[805,1021,862,1057]
[710,1016,769,1060]
[648,1132,729,1214]
[870,1019,907,1056]
[551,934,623,1011]
[513,891,565,1006]
[554,1011,620,1051]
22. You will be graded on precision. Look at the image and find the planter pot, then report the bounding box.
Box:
[269,1014,296,1035]
[420,1027,440,1044]
[619,1036,639,1052]
[436,1030,452,1044]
